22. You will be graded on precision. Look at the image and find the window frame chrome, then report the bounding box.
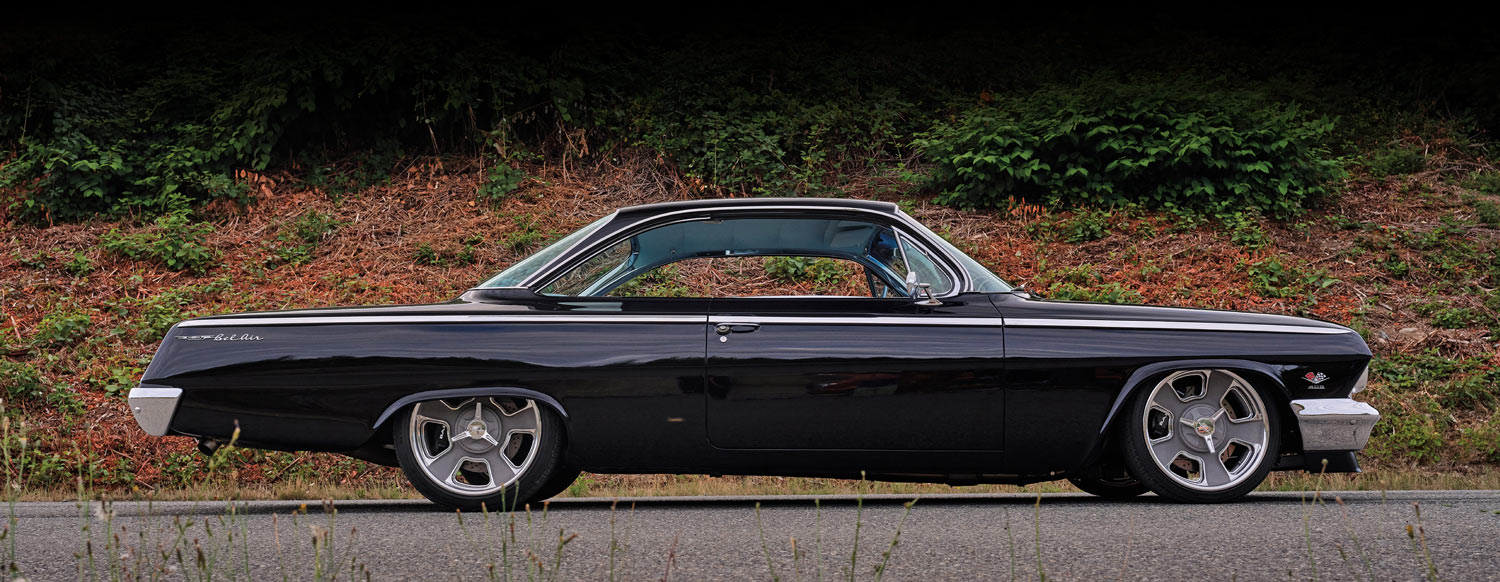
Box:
[512,205,971,299]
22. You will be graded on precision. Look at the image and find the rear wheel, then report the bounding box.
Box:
[1120,369,1279,503]
[1067,475,1149,499]
[394,396,564,511]
[528,464,582,502]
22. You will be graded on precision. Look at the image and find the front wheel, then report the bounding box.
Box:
[1120,369,1280,503]
[394,396,564,511]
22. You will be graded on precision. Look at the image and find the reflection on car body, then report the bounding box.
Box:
[129,198,1379,508]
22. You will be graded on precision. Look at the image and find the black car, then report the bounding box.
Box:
[129,198,1380,507]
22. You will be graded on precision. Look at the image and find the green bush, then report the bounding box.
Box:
[1472,198,1500,227]
[1045,282,1143,304]
[1363,145,1425,178]
[62,251,93,276]
[1038,264,1143,303]
[413,236,483,268]
[764,256,851,285]
[1245,256,1337,299]
[0,360,48,402]
[477,161,528,204]
[915,81,1343,218]
[1062,209,1112,243]
[1464,171,1500,196]
[33,311,90,347]
[100,213,219,274]
[0,360,78,411]
[1226,212,1271,250]
[270,210,342,267]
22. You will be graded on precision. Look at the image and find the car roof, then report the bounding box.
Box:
[612,197,900,224]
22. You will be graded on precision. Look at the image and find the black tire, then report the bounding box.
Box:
[1119,369,1281,503]
[1067,476,1150,499]
[394,397,566,512]
[528,464,583,502]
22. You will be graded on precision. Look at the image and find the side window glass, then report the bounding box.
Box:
[900,239,954,295]
[610,256,878,298]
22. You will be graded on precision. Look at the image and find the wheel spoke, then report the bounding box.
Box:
[1200,453,1233,486]
[1221,417,1267,448]
[1149,434,1184,468]
[423,445,467,484]
[501,401,540,436]
[1202,371,1235,408]
[479,446,519,487]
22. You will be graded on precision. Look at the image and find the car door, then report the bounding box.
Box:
[705,238,1006,451]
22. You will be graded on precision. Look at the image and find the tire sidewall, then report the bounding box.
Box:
[1121,371,1282,503]
[1067,476,1150,499]
[394,399,566,512]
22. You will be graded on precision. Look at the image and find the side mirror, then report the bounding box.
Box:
[904,271,919,295]
[913,282,942,306]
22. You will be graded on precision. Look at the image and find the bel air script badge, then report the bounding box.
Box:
[175,333,264,342]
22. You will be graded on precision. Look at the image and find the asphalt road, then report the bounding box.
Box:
[8,490,1499,581]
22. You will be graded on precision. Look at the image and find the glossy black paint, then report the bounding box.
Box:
[145,291,1370,483]
[707,295,1004,451]
[989,294,1369,475]
[141,200,1373,484]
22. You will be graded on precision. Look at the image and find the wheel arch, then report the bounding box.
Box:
[371,387,570,433]
[1096,359,1302,455]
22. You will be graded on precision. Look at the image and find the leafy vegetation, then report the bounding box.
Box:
[8,22,1491,222]
[916,82,1344,218]
[1364,145,1426,178]
[1245,256,1338,301]
[32,309,90,347]
[477,161,528,204]
[99,213,219,274]
[270,210,342,267]
[413,236,482,268]
[764,256,853,285]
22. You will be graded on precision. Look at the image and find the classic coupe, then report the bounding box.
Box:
[129,198,1380,507]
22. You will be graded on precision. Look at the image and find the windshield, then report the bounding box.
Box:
[478,214,613,288]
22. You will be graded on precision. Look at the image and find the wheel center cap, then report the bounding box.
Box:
[1193,418,1216,437]
[467,419,487,438]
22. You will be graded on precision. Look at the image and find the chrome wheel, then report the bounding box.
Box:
[407,397,541,497]
[1140,369,1270,492]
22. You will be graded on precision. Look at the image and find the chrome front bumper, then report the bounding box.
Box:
[128,386,182,436]
[1290,398,1380,451]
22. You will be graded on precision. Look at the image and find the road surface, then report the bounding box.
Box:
[8,490,1499,580]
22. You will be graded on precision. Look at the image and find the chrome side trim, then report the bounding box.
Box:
[1005,318,1352,335]
[128,386,182,437]
[181,314,1348,333]
[179,315,711,327]
[711,316,1003,327]
[1290,398,1380,451]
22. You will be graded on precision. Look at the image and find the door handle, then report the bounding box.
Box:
[713,322,761,335]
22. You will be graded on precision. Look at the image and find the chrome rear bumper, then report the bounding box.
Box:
[128,386,182,436]
[1290,398,1380,451]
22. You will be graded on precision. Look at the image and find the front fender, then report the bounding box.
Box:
[1097,358,1293,435]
